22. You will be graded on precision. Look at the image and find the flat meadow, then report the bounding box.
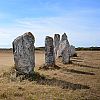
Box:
[0,49,100,100]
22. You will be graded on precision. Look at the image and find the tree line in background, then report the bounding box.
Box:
[76,47,100,51]
[0,46,100,51]
[35,47,100,51]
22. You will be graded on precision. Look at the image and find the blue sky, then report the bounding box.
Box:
[0,0,100,48]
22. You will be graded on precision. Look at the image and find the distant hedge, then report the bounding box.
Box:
[35,47,45,51]
[35,47,100,51]
[0,47,100,51]
[76,47,100,51]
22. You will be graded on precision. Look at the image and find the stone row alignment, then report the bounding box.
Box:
[12,32,76,75]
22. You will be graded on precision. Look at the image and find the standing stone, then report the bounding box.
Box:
[70,45,76,56]
[57,40,67,57]
[45,36,55,67]
[61,33,68,41]
[57,33,70,58]
[54,34,60,58]
[62,46,70,64]
[12,32,35,75]
[61,33,70,47]
[61,33,70,64]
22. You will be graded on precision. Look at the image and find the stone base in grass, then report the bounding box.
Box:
[39,64,60,70]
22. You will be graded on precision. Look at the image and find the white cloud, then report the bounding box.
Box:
[0,13,100,48]
[0,0,100,48]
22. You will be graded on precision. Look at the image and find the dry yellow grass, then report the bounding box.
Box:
[0,50,100,100]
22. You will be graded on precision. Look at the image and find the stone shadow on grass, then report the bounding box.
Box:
[71,59,83,62]
[39,64,61,70]
[22,72,90,90]
[62,68,95,75]
[72,63,100,69]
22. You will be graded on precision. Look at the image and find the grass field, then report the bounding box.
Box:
[0,50,100,100]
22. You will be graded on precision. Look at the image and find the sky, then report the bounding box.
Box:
[0,0,100,48]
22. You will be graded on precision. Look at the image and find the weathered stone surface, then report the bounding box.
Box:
[57,33,70,58]
[61,33,68,41]
[54,34,60,47]
[12,32,35,75]
[70,45,76,56]
[54,34,60,58]
[57,40,67,57]
[61,33,70,47]
[62,46,70,64]
[45,36,55,67]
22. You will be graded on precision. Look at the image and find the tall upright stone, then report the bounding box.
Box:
[61,33,68,41]
[61,33,70,47]
[57,33,70,57]
[62,46,70,64]
[12,32,35,75]
[70,45,76,56]
[45,36,55,67]
[54,34,60,58]
[57,40,67,57]
[57,33,70,63]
